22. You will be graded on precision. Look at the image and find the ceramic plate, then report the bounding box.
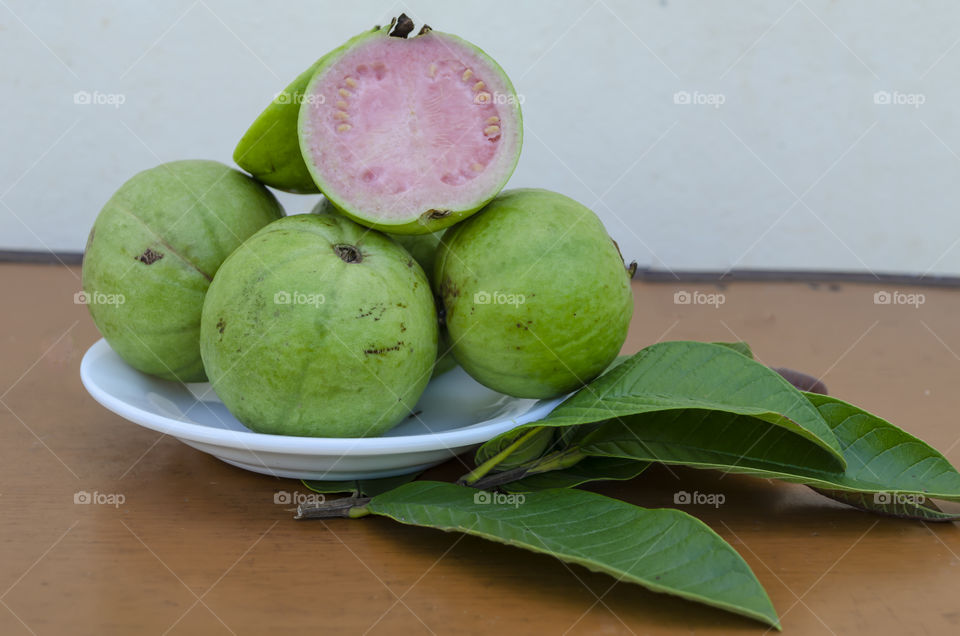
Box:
[80,339,563,480]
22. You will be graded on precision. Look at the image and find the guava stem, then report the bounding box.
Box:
[295,495,372,520]
[458,426,547,486]
[469,447,586,491]
[389,13,415,38]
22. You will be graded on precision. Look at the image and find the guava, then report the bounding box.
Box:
[232,27,374,193]
[312,197,457,376]
[82,160,284,382]
[233,59,325,193]
[236,15,522,233]
[434,189,634,398]
[200,213,438,438]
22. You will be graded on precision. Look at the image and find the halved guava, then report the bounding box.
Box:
[299,15,523,234]
[233,28,375,194]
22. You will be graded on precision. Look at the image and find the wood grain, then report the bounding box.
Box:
[1,263,958,634]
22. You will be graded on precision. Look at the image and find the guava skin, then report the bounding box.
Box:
[435,189,633,398]
[312,198,457,376]
[233,60,323,193]
[82,160,284,382]
[200,214,438,438]
[311,198,442,279]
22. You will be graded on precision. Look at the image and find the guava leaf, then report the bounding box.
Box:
[713,341,754,358]
[302,472,420,497]
[473,426,558,469]
[500,457,649,493]
[581,393,960,501]
[365,481,780,629]
[810,487,960,522]
[476,341,844,470]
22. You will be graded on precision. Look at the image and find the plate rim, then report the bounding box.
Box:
[80,339,564,456]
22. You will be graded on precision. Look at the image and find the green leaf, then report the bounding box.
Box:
[473,426,557,469]
[478,341,844,470]
[581,393,960,501]
[302,472,420,497]
[500,457,649,493]
[713,341,754,358]
[811,488,960,522]
[365,481,780,629]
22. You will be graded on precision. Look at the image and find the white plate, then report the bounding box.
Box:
[80,339,563,480]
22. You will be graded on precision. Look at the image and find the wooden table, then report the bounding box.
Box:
[2,262,958,634]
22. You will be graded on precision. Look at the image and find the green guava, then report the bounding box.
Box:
[235,14,522,234]
[233,27,373,193]
[200,213,438,438]
[233,60,324,193]
[311,197,457,376]
[434,189,634,398]
[82,160,284,382]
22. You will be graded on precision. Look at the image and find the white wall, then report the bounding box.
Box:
[3,0,960,275]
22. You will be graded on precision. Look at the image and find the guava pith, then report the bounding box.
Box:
[435,188,634,398]
[200,213,438,437]
[82,160,284,382]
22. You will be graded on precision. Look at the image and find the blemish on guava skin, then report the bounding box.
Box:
[216,318,226,334]
[333,244,363,264]
[440,277,459,299]
[516,322,529,330]
[135,247,163,265]
[363,341,404,355]
[400,322,407,332]
[357,305,387,321]
[422,209,451,223]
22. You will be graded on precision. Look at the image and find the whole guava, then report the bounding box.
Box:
[82,160,284,382]
[435,189,634,398]
[312,197,457,376]
[200,213,438,438]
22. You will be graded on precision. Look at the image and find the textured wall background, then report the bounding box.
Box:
[2,0,959,275]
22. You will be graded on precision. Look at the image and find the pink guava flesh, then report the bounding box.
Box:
[301,33,521,224]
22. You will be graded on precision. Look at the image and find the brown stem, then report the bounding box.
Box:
[390,14,415,38]
[295,495,371,520]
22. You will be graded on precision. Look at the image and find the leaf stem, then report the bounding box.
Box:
[458,426,546,485]
[470,447,586,490]
[295,495,372,520]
